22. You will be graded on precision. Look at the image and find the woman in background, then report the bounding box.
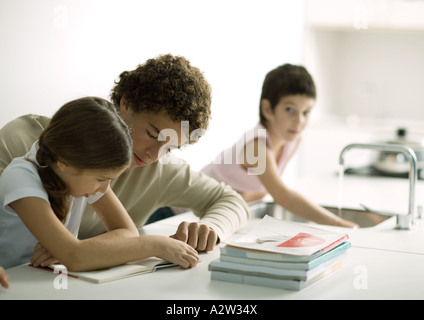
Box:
[202,64,357,228]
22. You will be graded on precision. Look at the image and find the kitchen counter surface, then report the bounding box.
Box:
[1,174,424,300]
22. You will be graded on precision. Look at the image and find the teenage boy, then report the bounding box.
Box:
[0,54,248,253]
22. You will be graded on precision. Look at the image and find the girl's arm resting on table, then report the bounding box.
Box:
[90,188,139,237]
[242,140,357,228]
[31,189,139,267]
[11,191,198,272]
[91,190,198,267]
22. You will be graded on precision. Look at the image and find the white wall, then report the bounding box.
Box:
[309,29,424,122]
[0,0,306,170]
[303,0,424,126]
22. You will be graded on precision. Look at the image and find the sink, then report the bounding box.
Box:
[322,206,394,227]
[248,201,393,228]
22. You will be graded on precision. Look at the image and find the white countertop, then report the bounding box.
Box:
[2,191,424,300]
[290,171,424,214]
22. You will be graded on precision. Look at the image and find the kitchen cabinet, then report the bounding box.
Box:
[303,0,424,122]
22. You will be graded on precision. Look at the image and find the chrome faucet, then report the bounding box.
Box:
[339,143,417,230]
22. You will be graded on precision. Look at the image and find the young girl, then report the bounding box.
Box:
[0,97,198,271]
[202,64,357,228]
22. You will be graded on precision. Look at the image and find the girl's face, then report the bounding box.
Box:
[263,94,315,142]
[56,165,127,198]
[119,101,188,168]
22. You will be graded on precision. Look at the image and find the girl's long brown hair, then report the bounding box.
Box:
[35,97,132,222]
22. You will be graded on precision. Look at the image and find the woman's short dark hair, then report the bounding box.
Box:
[259,64,316,127]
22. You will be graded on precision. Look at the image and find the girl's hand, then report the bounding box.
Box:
[155,236,199,269]
[335,218,359,229]
[0,266,9,289]
[31,242,60,267]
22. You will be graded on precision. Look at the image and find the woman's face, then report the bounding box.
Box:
[264,94,315,142]
[119,100,188,168]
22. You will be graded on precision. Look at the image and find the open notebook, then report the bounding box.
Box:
[30,257,176,284]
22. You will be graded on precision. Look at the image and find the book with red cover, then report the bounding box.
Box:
[223,215,349,262]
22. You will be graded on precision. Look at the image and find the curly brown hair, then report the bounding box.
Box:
[111,54,212,139]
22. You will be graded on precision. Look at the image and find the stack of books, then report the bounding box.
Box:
[209,215,350,291]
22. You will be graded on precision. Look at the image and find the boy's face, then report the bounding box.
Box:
[119,101,188,168]
[265,94,315,142]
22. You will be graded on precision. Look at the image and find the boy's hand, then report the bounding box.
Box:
[171,221,218,252]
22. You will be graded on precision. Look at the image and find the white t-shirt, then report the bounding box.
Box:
[0,142,103,269]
